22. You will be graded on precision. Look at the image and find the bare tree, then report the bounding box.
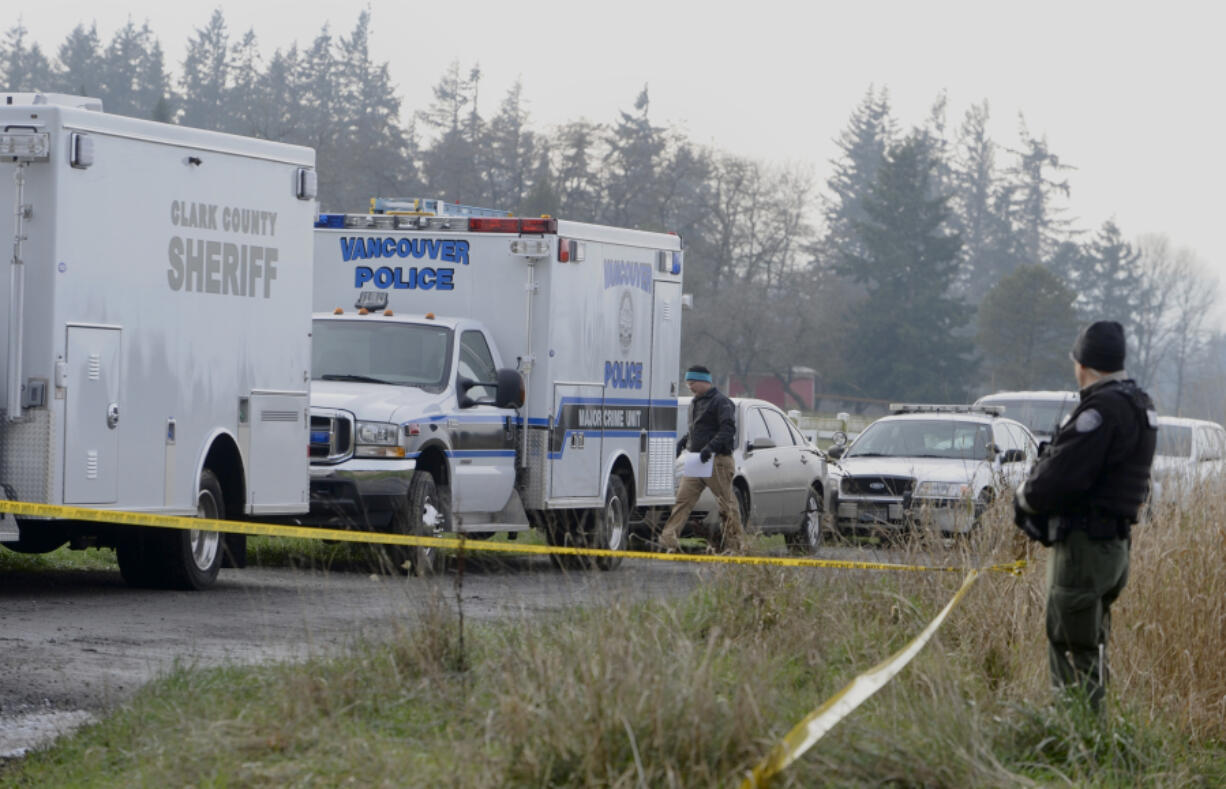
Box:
[1130,234,1181,389]
[1165,250,1219,414]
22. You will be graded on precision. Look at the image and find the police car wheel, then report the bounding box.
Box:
[786,485,823,554]
[734,486,750,531]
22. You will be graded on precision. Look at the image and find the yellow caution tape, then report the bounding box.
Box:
[0,499,1025,575]
[741,569,982,788]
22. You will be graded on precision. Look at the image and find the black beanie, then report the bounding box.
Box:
[1072,321,1126,372]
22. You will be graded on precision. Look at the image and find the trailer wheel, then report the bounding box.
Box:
[118,469,224,590]
[378,471,445,576]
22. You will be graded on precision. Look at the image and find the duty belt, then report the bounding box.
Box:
[1048,512,1131,542]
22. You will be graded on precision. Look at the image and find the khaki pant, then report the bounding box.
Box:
[1046,528,1130,709]
[660,454,746,552]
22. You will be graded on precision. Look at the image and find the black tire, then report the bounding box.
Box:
[543,510,580,570]
[118,469,225,590]
[546,477,630,571]
[378,471,445,576]
[786,485,824,554]
[592,476,630,571]
[734,485,750,531]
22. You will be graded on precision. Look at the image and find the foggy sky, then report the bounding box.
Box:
[16,0,1225,289]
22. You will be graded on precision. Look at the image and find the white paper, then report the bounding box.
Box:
[682,451,713,478]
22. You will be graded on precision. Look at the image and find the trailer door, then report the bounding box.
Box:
[64,326,122,504]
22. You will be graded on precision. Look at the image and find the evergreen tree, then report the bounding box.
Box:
[227,28,262,135]
[520,143,559,218]
[823,86,894,262]
[1075,219,1143,321]
[98,21,170,120]
[1005,116,1077,265]
[297,25,340,153]
[1,23,54,91]
[976,264,1080,390]
[485,80,535,211]
[419,60,483,203]
[250,45,302,142]
[553,119,604,221]
[602,85,664,228]
[332,11,416,209]
[54,24,102,98]
[837,133,973,401]
[179,10,232,131]
[951,100,1012,303]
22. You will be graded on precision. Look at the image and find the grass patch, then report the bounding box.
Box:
[0,544,117,572]
[5,483,1226,786]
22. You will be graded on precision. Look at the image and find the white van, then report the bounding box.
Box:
[973,390,1078,443]
[1151,416,1226,503]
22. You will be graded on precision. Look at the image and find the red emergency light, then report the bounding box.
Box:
[468,217,558,234]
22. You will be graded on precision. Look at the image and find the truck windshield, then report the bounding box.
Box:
[312,320,453,391]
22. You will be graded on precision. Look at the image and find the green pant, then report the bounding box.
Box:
[1045,528,1130,708]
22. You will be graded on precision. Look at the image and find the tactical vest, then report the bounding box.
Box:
[1084,381,1157,527]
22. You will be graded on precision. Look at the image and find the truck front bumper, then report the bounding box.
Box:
[304,458,418,527]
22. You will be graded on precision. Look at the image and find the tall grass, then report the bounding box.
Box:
[5,480,1226,786]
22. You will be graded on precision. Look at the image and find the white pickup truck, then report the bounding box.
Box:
[302,199,685,572]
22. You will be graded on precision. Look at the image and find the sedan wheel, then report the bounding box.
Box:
[786,485,823,554]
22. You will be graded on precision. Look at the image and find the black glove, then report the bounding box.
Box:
[1013,496,1050,546]
[699,447,712,463]
[676,438,687,457]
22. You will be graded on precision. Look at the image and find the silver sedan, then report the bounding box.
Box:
[671,397,827,552]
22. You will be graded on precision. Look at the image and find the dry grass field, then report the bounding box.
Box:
[3,480,1224,786]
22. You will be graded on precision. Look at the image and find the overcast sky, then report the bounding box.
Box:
[15,0,1225,281]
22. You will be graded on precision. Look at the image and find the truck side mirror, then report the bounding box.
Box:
[494,368,525,409]
[458,369,525,409]
[827,445,845,460]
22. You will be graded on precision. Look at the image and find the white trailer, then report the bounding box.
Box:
[305,199,684,572]
[0,93,317,589]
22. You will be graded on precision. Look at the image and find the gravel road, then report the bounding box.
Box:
[0,553,708,757]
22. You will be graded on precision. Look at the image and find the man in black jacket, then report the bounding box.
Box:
[1014,321,1157,710]
[659,365,747,554]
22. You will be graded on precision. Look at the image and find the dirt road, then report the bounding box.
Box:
[0,554,708,757]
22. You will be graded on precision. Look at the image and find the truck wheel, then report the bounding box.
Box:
[786,485,824,554]
[591,476,630,571]
[388,471,444,576]
[119,469,224,590]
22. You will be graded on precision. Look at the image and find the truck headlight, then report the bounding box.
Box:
[913,481,969,499]
[355,421,405,458]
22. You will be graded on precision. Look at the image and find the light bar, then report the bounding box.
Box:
[468,217,558,234]
[890,403,1005,416]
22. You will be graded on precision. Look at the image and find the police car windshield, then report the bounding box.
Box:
[312,320,452,392]
[847,419,993,461]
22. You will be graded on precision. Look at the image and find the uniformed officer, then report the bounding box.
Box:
[659,365,748,554]
[1014,320,1157,709]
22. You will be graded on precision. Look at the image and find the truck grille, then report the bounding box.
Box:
[840,476,914,496]
[309,409,353,462]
